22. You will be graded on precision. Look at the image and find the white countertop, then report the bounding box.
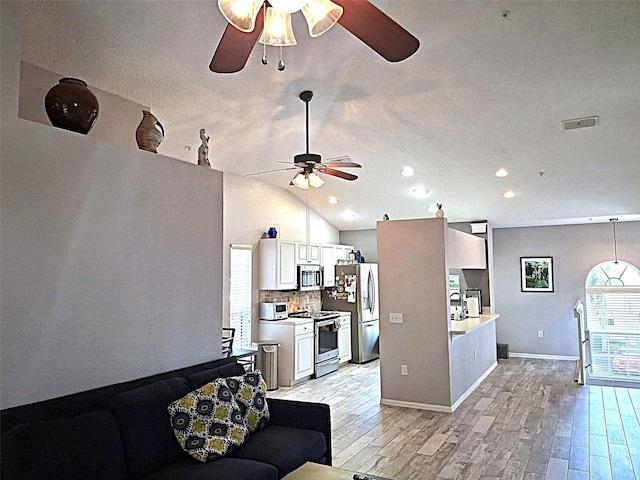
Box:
[259,317,313,326]
[449,313,500,336]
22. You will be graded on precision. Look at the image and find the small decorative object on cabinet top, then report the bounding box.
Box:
[44,77,99,134]
[135,110,164,153]
[382,213,389,221]
[435,203,444,218]
[267,227,278,238]
[198,128,211,167]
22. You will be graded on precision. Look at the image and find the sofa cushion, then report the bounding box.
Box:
[142,457,278,480]
[187,362,246,390]
[225,370,269,432]
[168,378,249,462]
[109,376,192,478]
[229,425,327,477]
[0,409,126,480]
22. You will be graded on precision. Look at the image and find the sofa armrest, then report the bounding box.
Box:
[266,398,332,465]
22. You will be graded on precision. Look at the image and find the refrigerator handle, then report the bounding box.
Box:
[368,269,375,316]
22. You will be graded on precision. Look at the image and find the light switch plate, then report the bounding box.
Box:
[390,313,403,323]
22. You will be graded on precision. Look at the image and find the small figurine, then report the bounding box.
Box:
[382,214,389,221]
[198,128,211,168]
[435,203,444,218]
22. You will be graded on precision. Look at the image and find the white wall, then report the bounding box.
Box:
[340,229,378,262]
[492,221,640,357]
[223,173,339,340]
[1,2,224,409]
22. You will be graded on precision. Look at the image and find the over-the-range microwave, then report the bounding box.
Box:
[298,264,323,291]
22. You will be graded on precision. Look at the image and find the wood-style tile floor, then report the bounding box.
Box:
[267,358,640,480]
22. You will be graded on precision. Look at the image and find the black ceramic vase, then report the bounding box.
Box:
[44,77,99,134]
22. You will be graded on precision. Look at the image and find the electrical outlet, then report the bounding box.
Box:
[401,365,408,376]
[390,313,403,324]
[538,330,544,338]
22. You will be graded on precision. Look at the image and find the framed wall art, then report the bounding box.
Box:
[520,257,554,292]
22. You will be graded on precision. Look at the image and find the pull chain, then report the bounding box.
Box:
[278,47,285,71]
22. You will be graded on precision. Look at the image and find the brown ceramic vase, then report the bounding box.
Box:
[44,77,99,134]
[135,110,164,153]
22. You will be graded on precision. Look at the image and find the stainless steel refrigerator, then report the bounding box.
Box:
[322,263,379,363]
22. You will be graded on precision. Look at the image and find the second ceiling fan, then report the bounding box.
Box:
[211,0,420,73]
[249,90,361,189]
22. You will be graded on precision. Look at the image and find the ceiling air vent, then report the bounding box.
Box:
[562,116,598,131]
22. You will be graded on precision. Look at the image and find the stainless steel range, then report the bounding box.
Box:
[288,311,341,378]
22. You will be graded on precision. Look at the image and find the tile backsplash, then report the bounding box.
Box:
[260,290,322,313]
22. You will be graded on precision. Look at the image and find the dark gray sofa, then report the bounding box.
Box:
[1,357,331,480]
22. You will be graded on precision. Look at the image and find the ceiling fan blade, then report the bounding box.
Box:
[247,166,297,176]
[322,168,359,181]
[209,8,264,74]
[323,160,362,168]
[334,0,419,63]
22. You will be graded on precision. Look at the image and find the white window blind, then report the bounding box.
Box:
[230,244,252,349]
[585,261,640,381]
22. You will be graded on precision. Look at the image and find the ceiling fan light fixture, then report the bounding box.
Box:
[301,0,343,37]
[218,0,263,32]
[291,172,309,189]
[260,7,297,46]
[308,172,325,188]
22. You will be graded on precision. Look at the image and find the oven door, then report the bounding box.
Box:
[315,318,340,363]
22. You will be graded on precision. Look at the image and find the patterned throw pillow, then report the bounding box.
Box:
[225,370,270,432]
[167,378,249,462]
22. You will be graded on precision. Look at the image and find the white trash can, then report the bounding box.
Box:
[255,341,280,391]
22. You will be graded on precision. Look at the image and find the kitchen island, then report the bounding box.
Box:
[449,312,500,336]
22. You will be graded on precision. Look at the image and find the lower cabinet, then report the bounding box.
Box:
[338,313,352,364]
[294,330,315,379]
[259,320,315,387]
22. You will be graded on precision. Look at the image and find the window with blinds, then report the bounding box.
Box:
[230,244,252,349]
[585,261,640,381]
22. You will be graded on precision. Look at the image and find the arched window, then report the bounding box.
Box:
[585,261,640,382]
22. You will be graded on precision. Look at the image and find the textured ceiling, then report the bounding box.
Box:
[20,1,640,230]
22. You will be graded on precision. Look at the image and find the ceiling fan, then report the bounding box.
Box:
[248,90,361,189]
[210,0,420,73]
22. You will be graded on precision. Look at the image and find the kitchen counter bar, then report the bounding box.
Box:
[449,313,500,336]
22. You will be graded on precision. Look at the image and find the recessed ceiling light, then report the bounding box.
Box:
[328,196,339,204]
[410,186,429,198]
[503,190,516,199]
[495,169,509,178]
[342,210,357,220]
[401,166,414,177]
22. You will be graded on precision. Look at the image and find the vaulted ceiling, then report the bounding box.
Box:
[20,1,640,230]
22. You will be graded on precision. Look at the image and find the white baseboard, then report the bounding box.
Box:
[509,353,579,361]
[380,398,453,413]
[381,361,499,414]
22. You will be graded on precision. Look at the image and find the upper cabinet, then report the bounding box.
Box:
[446,228,486,269]
[320,244,354,287]
[260,239,354,290]
[295,242,320,265]
[259,239,297,290]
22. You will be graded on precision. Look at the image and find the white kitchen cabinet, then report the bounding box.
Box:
[295,331,315,379]
[338,313,352,364]
[259,319,315,387]
[259,239,297,290]
[296,242,320,265]
[320,244,354,287]
[447,228,486,269]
